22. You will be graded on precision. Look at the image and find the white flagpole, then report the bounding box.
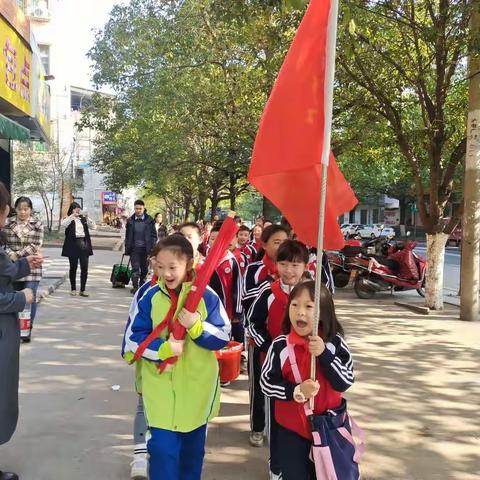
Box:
[310,0,340,395]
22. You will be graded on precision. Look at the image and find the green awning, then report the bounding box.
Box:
[0,113,30,141]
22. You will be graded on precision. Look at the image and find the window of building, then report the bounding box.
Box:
[360,209,368,224]
[349,208,356,223]
[38,44,50,75]
[372,208,379,224]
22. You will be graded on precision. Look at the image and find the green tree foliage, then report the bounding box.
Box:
[336,0,468,234]
[81,0,302,220]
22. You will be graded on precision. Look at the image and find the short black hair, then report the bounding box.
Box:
[14,196,33,210]
[150,233,194,260]
[261,224,289,244]
[179,222,202,236]
[276,240,309,264]
[238,225,250,234]
[211,224,222,234]
[134,199,145,206]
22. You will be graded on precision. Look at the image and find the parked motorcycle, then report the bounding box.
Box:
[349,241,427,299]
[327,240,366,288]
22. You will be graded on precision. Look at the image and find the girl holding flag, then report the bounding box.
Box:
[260,281,359,479]
[123,234,231,480]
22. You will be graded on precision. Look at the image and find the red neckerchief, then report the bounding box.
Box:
[287,329,311,381]
[263,254,278,278]
[132,285,179,363]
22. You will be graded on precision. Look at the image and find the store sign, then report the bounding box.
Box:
[102,191,117,204]
[0,17,32,116]
[30,47,50,139]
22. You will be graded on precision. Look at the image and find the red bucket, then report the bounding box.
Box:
[215,341,243,383]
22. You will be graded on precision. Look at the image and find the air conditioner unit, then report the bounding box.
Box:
[27,3,49,19]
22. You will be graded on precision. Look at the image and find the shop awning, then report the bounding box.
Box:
[0,113,30,141]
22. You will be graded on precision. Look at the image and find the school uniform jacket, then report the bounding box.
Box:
[242,256,278,315]
[260,332,354,440]
[238,243,255,264]
[209,251,243,321]
[308,251,335,294]
[232,248,248,276]
[123,279,231,432]
[247,280,290,352]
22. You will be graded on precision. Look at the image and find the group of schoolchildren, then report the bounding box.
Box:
[121,217,359,480]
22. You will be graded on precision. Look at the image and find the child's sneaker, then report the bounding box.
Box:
[130,454,148,479]
[249,431,264,447]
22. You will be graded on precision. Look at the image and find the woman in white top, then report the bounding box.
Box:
[61,202,96,296]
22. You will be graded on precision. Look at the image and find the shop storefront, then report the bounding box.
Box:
[0,1,50,190]
[101,191,118,225]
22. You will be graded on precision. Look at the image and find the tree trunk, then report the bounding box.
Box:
[198,195,207,221]
[40,194,51,232]
[229,174,236,210]
[425,232,449,310]
[58,177,64,231]
[399,197,407,225]
[210,191,219,221]
[262,196,280,220]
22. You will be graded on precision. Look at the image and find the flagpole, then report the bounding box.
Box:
[310,0,340,397]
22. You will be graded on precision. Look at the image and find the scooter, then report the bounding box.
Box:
[349,242,427,299]
[327,239,371,288]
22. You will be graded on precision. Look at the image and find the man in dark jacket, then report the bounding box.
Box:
[125,200,157,294]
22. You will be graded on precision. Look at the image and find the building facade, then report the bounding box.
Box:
[0,0,51,190]
[15,0,124,224]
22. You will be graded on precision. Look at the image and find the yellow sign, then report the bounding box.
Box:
[0,16,32,116]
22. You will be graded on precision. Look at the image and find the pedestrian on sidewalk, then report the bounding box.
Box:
[243,225,289,448]
[0,182,43,480]
[247,240,310,478]
[125,200,157,295]
[122,277,156,480]
[3,196,44,341]
[123,235,230,480]
[61,202,96,297]
[261,281,358,480]
[154,212,168,241]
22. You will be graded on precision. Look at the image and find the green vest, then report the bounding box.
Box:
[140,280,221,432]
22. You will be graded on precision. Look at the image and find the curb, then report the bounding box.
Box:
[394,301,430,315]
[37,273,68,304]
[43,242,117,251]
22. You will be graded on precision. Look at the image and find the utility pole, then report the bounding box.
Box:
[460,0,480,321]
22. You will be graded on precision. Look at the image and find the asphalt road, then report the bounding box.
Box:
[414,244,461,294]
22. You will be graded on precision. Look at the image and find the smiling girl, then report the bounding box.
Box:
[123,234,231,480]
[247,240,309,477]
[260,281,357,480]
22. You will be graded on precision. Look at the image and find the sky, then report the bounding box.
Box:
[51,0,127,90]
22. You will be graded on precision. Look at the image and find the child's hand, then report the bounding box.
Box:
[299,379,320,399]
[177,308,201,329]
[309,336,325,357]
[168,336,185,356]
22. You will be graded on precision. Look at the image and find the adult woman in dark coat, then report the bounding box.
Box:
[61,202,96,296]
[0,182,43,480]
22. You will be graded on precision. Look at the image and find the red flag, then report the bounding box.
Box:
[248,0,357,250]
